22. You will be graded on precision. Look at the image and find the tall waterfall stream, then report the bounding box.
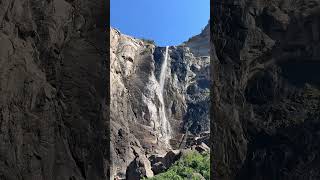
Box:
[158,46,172,146]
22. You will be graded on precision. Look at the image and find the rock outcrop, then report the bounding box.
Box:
[149,150,182,175]
[110,25,210,178]
[0,0,108,180]
[125,155,154,180]
[211,0,320,179]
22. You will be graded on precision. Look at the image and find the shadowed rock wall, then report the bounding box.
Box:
[211,0,320,179]
[0,0,108,179]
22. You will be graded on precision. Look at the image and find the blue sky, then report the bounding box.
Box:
[111,0,209,46]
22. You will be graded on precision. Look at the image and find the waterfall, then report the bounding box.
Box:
[160,46,169,95]
[158,46,172,145]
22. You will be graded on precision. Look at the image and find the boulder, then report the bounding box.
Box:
[192,143,210,153]
[149,150,181,175]
[126,156,154,180]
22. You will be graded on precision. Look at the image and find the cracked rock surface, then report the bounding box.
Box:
[110,25,210,179]
[211,0,320,179]
[0,0,108,179]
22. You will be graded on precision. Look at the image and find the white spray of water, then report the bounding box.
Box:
[158,46,172,145]
[160,46,169,96]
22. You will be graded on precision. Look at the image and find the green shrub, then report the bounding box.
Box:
[145,151,210,180]
[141,38,155,44]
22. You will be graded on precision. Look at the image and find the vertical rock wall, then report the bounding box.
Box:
[110,26,210,178]
[0,0,108,179]
[211,0,320,179]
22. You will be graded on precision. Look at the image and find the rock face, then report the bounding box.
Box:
[126,155,154,180]
[149,150,182,175]
[211,0,320,180]
[110,26,210,178]
[0,0,108,180]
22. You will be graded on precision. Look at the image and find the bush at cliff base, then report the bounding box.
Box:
[145,151,210,180]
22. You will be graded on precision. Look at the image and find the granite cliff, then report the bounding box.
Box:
[211,0,320,179]
[0,0,108,179]
[110,25,210,179]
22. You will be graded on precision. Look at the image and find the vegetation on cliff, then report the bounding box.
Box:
[145,151,210,180]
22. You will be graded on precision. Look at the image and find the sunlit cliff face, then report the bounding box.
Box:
[110,26,210,178]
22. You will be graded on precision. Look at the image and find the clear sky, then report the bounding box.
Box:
[111,0,209,46]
